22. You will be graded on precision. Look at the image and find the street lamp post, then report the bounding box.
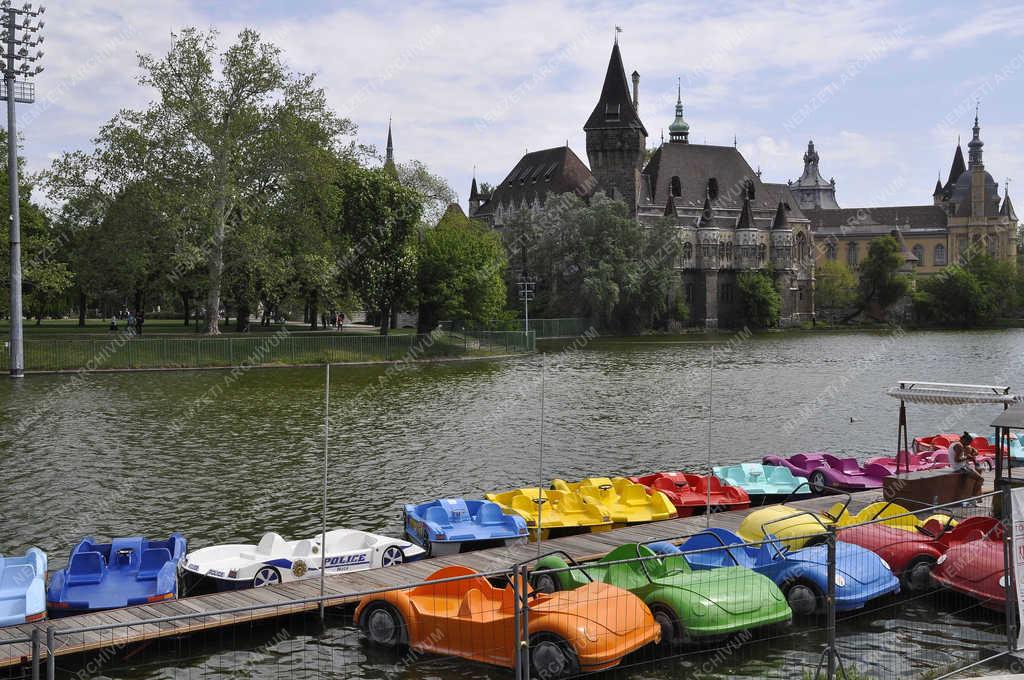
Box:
[516,271,535,338]
[2,1,45,378]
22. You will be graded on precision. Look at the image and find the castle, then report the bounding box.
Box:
[469,41,815,328]
[466,41,1018,328]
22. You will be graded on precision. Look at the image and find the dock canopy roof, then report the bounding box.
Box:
[991,407,1024,429]
[886,381,1020,406]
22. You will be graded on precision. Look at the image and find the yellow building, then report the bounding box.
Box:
[792,115,1018,275]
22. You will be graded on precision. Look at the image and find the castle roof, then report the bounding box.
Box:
[1001,191,1017,221]
[473,146,595,218]
[942,144,966,196]
[584,42,647,135]
[805,205,948,233]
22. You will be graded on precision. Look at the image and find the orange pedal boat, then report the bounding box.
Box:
[355,565,660,676]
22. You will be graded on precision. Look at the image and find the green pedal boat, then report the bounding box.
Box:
[533,543,791,646]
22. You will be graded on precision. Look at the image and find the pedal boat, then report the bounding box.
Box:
[485,487,612,540]
[181,529,424,594]
[762,452,890,494]
[0,548,46,626]
[403,498,528,556]
[550,477,677,525]
[628,472,750,516]
[713,463,811,506]
[46,535,185,615]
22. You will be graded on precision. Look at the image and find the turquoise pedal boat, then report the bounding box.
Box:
[713,463,812,506]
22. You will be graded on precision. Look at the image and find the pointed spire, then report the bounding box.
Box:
[1001,183,1017,221]
[668,77,690,143]
[933,177,943,196]
[469,175,480,201]
[383,119,398,179]
[968,103,984,168]
[737,194,756,229]
[663,192,676,217]
[944,143,966,191]
[698,193,714,229]
[733,134,737,148]
[771,201,789,230]
[584,41,647,135]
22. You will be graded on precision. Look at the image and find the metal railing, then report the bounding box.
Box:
[456,318,590,339]
[0,330,534,372]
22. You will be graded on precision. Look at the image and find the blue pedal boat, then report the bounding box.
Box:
[46,534,186,615]
[713,463,813,506]
[654,527,899,617]
[403,499,528,556]
[0,548,47,626]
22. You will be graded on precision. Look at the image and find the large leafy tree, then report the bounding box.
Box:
[815,260,857,311]
[397,160,457,229]
[857,235,910,313]
[336,164,421,335]
[136,27,351,333]
[914,266,991,327]
[416,207,507,333]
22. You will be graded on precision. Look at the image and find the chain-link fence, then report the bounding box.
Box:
[0,330,534,372]
[0,490,1016,680]
[456,318,590,339]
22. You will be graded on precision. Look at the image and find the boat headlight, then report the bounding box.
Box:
[692,601,709,617]
[880,559,891,571]
[937,554,947,565]
[999,576,1006,589]
[581,625,599,643]
[228,570,238,579]
[436,533,446,540]
[835,575,846,588]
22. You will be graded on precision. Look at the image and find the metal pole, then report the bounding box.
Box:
[706,345,714,526]
[45,626,54,680]
[512,565,523,680]
[319,363,329,622]
[536,357,544,555]
[519,563,531,677]
[1001,480,1017,653]
[6,8,24,378]
[30,627,39,680]
[826,527,837,680]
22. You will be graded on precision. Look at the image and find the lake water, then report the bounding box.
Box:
[1,329,1021,678]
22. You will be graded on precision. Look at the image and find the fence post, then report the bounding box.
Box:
[826,527,837,680]
[45,626,54,680]
[31,627,39,680]
[512,563,530,679]
[1002,481,1018,653]
[229,337,234,366]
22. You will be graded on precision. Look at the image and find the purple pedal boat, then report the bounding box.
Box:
[761,452,890,494]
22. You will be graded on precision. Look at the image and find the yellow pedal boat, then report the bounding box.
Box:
[484,487,613,540]
[550,477,677,525]
[738,500,956,550]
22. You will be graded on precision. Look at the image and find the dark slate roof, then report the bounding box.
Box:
[469,177,480,201]
[942,145,966,196]
[736,195,755,229]
[804,205,948,231]
[584,42,647,135]
[642,143,808,222]
[473,146,595,217]
[950,170,1001,217]
[1001,192,1017,221]
[933,179,943,196]
[772,201,788,230]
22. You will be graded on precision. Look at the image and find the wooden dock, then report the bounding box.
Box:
[0,474,997,669]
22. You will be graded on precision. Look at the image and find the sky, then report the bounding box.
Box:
[19,0,1024,212]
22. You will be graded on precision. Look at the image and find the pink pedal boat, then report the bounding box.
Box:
[761,452,890,494]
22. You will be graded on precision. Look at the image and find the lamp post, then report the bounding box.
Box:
[2,1,44,378]
[516,271,535,338]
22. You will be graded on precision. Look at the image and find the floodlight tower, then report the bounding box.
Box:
[2,1,44,378]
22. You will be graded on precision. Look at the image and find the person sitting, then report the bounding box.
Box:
[950,438,983,500]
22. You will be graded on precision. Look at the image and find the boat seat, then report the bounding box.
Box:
[67,552,106,586]
[110,538,144,569]
[291,540,314,558]
[424,506,451,527]
[257,533,287,556]
[477,502,506,526]
[136,548,171,581]
[457,588,494,617]
[653,477,683,493]
[620,485,650,506]
[0,564,34,599]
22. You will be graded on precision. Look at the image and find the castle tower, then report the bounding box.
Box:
[696,193,719,329]
[667,79,689,144]
[468,174,481,216]
[584,41,648,216]
[969,111,986,218]
[789,140,839,210]
[383,119,398,179]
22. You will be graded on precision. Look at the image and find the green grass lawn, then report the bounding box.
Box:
[0,318,415,337]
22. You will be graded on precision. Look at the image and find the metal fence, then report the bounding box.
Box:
[0,491,1017,680]
[459,318,591,339]
[0,330,534,372]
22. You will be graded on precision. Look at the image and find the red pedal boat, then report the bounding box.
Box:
[628,472,750,516]
[929,516,1006,610]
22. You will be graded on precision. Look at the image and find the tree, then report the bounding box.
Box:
[914,266,992,327]
[815,260,857,311]
[964,254,1019,317]
[857,236,910,313]
[136,27,351,333]
[416,207,507,333]
[397,160,457,229]
[736,270,781,328]
[336,164,421,335]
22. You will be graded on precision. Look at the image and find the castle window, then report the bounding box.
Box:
[605,103,621,122]
[758,243,767,264]
[825,242,837,261]
[718,242,726,259]
[911,244,924,265]
[543,162,558,181]
[708,177,719,200]
[682,242,693,260]
[726,242,733,260]
[934,244,946,266]
[670,176,682,197]
[796,232,808,262]
[988,237,998,257]
[847,242,858,266]
[685,283,694,303]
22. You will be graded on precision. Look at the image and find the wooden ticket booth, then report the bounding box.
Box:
[882,381,1019,509]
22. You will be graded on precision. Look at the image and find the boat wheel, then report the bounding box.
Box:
[529,633,578,679]
[361,603,406,648]
[381,546,405,567]
[903,557,936,592]
[651,606,683,648]
[531,572,559,594]
[809,471,827,495]
[785,582,820,616]
[252,566,281,588]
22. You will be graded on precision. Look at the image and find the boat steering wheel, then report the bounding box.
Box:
[598,484,613,491]
[532,497,548,505]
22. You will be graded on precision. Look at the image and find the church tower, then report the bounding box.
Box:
[383,119,398,179]
[584,40,648,215]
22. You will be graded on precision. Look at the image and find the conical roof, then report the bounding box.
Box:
[584,42,647,135]
[737,195,756,229]
[771,201,790,230]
